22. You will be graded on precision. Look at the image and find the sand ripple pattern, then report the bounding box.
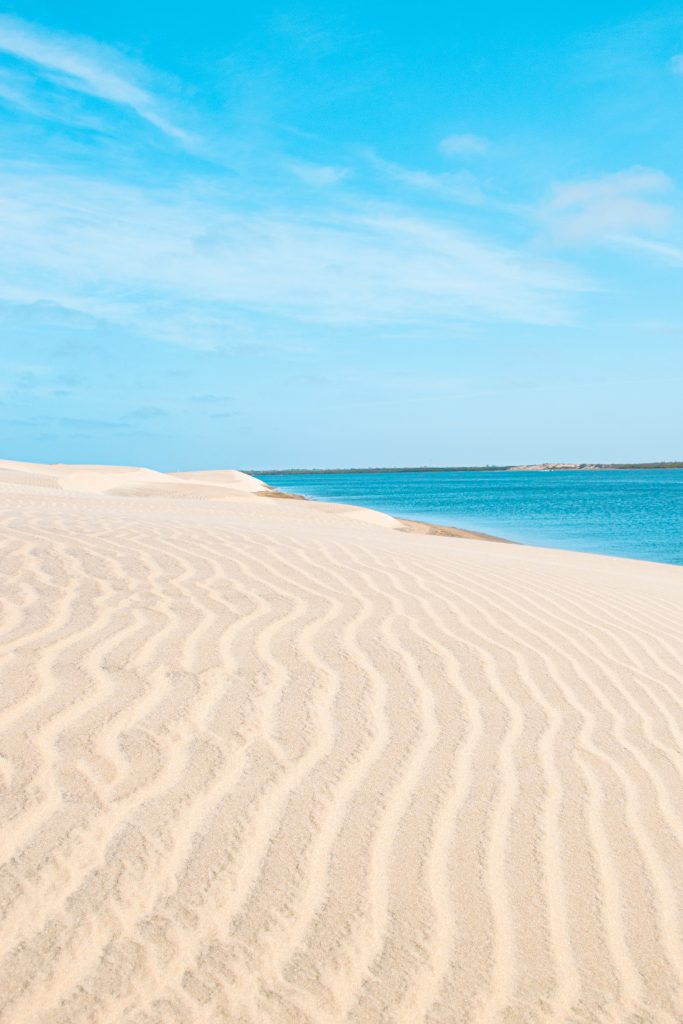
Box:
[0,469,682,1024]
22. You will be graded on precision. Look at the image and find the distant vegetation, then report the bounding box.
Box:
[251,465,512,474]
[252,462,683,475]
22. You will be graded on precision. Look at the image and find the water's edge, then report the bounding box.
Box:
[258,485,513,544]
[257,469,683,566]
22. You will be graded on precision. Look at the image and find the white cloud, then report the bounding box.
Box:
[370,154,485,205]
[614,236,683,265]
[439,133,489,157]
[0,298,101,328]
[0,170,586,346]
[0,15,189,143]
[0,66,109,130]
[287,160,350,186]
[540,167,674,248]
[0,70,35,110]
[0,17,595,349]
[671,53,683,74]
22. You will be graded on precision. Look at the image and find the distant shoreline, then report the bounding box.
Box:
[251,461,683,475]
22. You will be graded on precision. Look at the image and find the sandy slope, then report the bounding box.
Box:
[0,461,682,1024]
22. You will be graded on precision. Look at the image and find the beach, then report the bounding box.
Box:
[0,459,682,1023]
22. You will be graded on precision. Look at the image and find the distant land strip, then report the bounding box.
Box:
[249,461,683,475]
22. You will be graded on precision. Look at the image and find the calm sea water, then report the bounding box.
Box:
[259,469,683,566]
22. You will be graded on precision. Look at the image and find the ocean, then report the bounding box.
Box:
[258,469,683,566]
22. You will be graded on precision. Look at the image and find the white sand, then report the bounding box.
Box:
[0,460,682,1023]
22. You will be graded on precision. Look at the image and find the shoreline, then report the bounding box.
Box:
[258,484,513,543]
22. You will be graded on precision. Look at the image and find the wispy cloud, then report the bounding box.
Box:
[671,53,683,74]
[0,15,638,358]
[539,167,674,250]
[0,298,102,329]
[613,235,683,265]
[369,153,485,205]
[439,133,489,157]
[287,160,350,186]
[0,14,190,143]
[0,65,109,130]
[0,168,585,344]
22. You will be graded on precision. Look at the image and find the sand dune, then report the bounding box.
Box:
[0,460,682,1023]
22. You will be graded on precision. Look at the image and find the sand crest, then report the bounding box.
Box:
[0,460,682,1023]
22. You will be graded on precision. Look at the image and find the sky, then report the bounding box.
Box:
[0,0,682,470]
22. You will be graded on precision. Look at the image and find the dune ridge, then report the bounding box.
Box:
[0,460,682,1023]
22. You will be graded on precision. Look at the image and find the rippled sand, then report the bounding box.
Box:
[0,459,682,1023]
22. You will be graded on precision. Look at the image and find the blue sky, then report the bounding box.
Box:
[0,1,682,469]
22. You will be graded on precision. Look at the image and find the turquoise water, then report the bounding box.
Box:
[259,469,683,566]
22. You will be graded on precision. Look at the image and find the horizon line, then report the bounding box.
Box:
[249,460,683,475]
